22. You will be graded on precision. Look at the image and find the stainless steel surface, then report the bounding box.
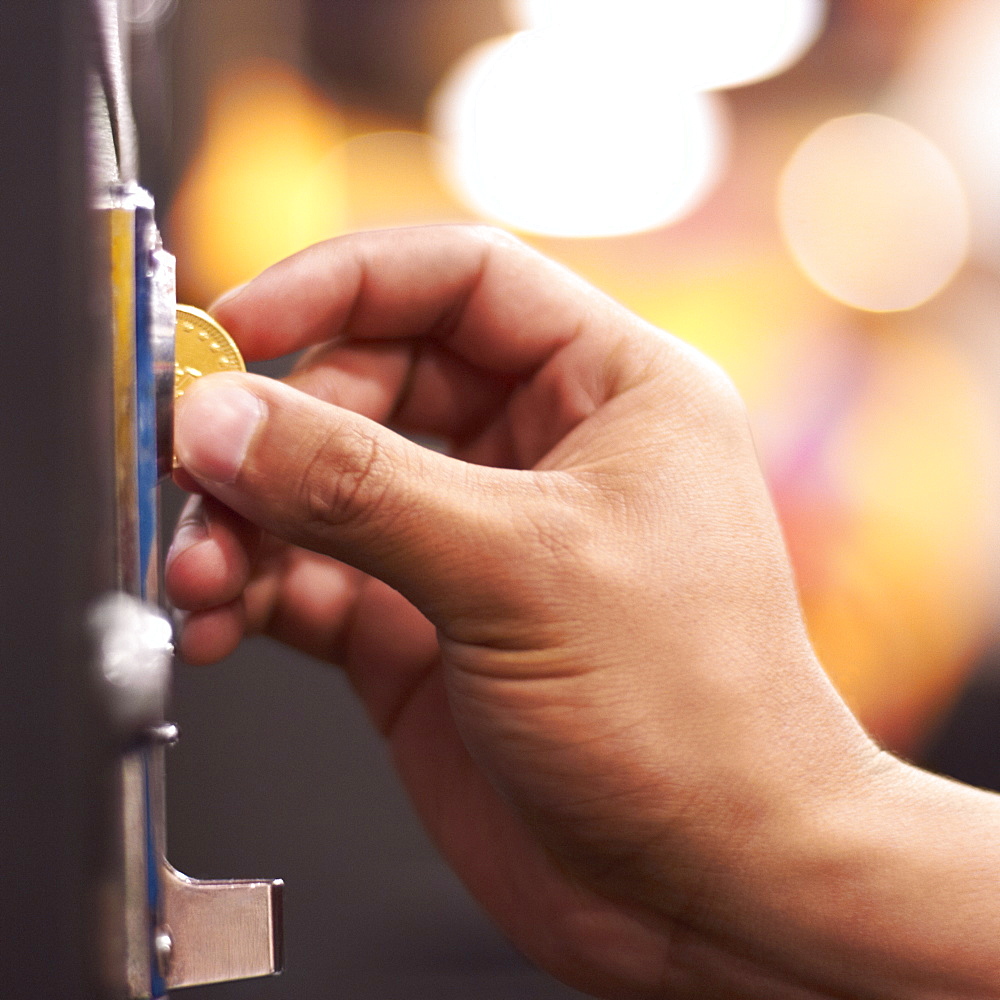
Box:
[90,70,121,185]
[93,0,138,182]
[163,869,284,988]
[121,749,159,995]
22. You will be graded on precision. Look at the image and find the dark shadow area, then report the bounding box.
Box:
[921,655,1000,794]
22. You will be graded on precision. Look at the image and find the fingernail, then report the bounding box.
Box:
[165,514,208,568]
[210,282,249,312]
[175,378,264,484]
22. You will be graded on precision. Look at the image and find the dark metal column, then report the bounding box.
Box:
[0,3,118,997]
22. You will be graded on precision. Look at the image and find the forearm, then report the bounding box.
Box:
[710,753,1000,999]
[813,758,1000,997]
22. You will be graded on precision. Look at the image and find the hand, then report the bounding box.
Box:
[166,227,1000,999]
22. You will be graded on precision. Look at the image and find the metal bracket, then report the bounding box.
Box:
[161,869,284,989]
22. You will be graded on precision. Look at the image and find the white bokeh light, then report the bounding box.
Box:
[506,0,826,90]
[432,30,727,238]
[779,114,969,312]
[884,0,1000,272]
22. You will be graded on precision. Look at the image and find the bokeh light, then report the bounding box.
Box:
[886,0,1000,273]
[778,113,969,312]
[169,61,347,304]
[506,0,826,90]
[431,30,727,238]
[339,130,471,232]
[780,327,993,750]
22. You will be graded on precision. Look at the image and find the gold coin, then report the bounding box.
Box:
[174,304,246,400]
[173,305,247,469]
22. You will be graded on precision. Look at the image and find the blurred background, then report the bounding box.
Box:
[129,1,1000,996]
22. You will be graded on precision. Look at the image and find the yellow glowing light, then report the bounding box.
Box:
[432,31,727,238]
[169,61,347,304]
[506,0,826,90]
[778,114,969,312]
[339,130,471,231]
[816,330,994,750]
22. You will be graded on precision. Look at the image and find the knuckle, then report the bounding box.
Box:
[526,491,592,568]
[646,335,751,434]
[514,478,608,590]
[694,356,750,430]
[694,352,743,412]
[296,424,397,532]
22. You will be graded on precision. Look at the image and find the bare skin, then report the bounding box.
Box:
[167,226,1000,999]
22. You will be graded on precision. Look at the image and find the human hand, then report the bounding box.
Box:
[166,227,997,999]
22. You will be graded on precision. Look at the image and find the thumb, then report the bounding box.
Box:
[174,372,548,625]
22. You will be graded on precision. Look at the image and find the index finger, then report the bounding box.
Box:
[211,225,617,373]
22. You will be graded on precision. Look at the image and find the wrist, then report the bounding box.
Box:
[737,750,1000,998]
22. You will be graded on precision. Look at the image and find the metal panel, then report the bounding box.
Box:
[0,2,118,998]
